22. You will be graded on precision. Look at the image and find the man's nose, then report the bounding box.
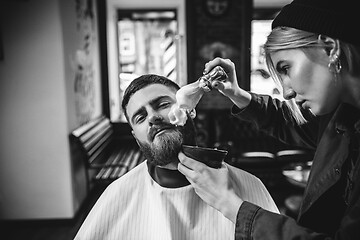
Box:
[149,114,164,126]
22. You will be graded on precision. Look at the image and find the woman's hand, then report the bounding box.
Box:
[203,58,239,96]
[177,151,243,223]
[203,57,252,109]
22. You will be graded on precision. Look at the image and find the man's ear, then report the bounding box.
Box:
[131,130,140,146]
[318,35,340,58]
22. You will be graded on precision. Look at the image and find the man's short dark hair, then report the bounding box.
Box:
[121,74,180,121]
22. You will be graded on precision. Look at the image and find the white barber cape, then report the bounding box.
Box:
[74,161,279,240]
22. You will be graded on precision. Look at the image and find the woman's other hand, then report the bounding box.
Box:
[177,151,243,223]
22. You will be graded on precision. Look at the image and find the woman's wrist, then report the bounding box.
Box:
[228,88,251,109]
[218,192,244,223]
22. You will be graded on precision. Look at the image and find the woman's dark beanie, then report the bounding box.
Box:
[272,0,359,46]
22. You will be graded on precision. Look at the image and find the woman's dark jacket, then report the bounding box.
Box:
[233,93,360,240]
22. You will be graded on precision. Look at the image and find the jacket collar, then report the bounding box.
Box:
[334,103,360,136]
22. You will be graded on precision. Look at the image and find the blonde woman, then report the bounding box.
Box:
[178,0,360,239]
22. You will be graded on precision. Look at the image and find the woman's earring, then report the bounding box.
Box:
[328,54,342,74]
[328,54,342,84]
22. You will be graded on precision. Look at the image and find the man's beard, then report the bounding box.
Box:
[138,119,196,166]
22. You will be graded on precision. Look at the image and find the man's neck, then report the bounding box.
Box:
[158,161,178,170]
[147,161,190,188]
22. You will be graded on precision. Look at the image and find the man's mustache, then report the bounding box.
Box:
[148,122,179,141]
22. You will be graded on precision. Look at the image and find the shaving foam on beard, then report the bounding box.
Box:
[168,81,203,126]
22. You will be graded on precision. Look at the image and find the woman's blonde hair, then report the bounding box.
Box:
[263,26,360,124]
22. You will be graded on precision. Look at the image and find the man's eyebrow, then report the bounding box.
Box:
[129,95,173,124]
[149,95,173,107]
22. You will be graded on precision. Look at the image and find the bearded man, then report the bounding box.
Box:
[74,74,279,240]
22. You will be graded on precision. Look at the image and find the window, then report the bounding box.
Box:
[251,9,283,100]
[106,0,187,123]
